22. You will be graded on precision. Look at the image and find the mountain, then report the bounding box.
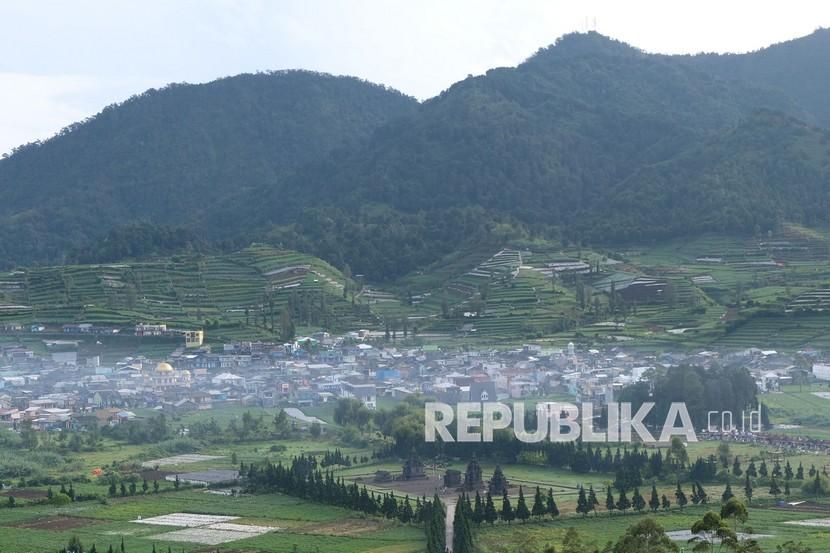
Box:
[685,28,830,127]
[0,71,417,265]
[589,110,830,242]
[2,31,830,281]
[251,33,823,278]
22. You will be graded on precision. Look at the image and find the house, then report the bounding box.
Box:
[343,383,376,409]
[135,324,167,337]
[211,373,245,387]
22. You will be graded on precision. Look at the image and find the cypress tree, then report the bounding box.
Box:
[632,487,646,512]
[546,488,559,518]
[484,491,498,525]
[616,489,630,513]
[675,482,687,510]
[531,486,545,518]
[661,494,671,511]
[425,494,445,553]
[744,474,753,504]
[770,476,782,497]
[649,484,660,512]
[500,489,514,524]
[517,487,531,523]
[722,480,734,503]
[697,482,709,504]
[473,491,484,525]
[576,486,589,516]
[452,496,474,553]
[587,485,599,515]
[605,486,616,515]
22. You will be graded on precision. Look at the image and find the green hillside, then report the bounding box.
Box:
[0,244,378,342]
[3,30,830,292]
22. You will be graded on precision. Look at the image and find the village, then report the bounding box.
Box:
[0,323,820,434]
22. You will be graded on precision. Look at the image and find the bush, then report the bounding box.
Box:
[801,475,830,496]
[50,493,72,506]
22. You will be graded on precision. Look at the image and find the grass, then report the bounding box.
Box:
[0,489,425,553]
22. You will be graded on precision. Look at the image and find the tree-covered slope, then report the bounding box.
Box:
[0,71,417,265]
[686,28,830,127]
[589,110,830,242]
[250,33,818,278]
[2,32,830,282]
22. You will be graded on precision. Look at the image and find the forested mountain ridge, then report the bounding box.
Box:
[685,27,830,127]
[0,71,418,265]
[2,31,830,281]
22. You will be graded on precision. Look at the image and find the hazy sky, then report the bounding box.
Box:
[1,0,829,154]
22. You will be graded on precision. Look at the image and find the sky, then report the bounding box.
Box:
[1,0,829,154]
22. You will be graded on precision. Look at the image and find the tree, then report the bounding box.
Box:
[632,487,646,513]
[473,491,484,525]
[675,482,688,511]
[576,486,589,516]
[661,495,671,511]
[6,496,14,508]
[425,494,445,553]
[174,475,180,489]
[770,476,782,498]
[484,491,498,525]
[697,482,709,504]
[606,486,616,515]
[616,489,631,513]
[452,495,474,553]
[273,409,290,436]
[796,463,805,480]
[747,461,757,478]
[720,497,748,534]
[500,489,515,524]
[310,421,322,438]
[516,486,530,522]
[744,473,753,504]
[722,480,734,503]
[63,536,85,553]
[689,511,737,553]
[649,484,660,512]
[759,461,768,478]
[613,518,679,553]
[562,528,592,553]
[546,488,559,518]
[531,486,545,518]
[587,485,599,515]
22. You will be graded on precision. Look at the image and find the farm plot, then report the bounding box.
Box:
[141,454,224,468]
[133,513,238,527]
[11,516,95,531]
[137,513,275,546]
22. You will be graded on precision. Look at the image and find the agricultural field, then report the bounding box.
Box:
[0,489,424,553]
[5,224,830,349]
[0,244,377,350]
[475,502,830,553]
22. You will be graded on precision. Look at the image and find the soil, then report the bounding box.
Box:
[9,516,94,531]
[139,469,174,481]
[0,489,48,500]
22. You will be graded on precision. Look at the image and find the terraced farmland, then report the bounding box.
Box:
[0,244,375,340]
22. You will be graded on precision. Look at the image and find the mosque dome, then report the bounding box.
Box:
[155,362,174,373]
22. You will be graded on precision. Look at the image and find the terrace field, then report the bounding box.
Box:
[4,224,830,351]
